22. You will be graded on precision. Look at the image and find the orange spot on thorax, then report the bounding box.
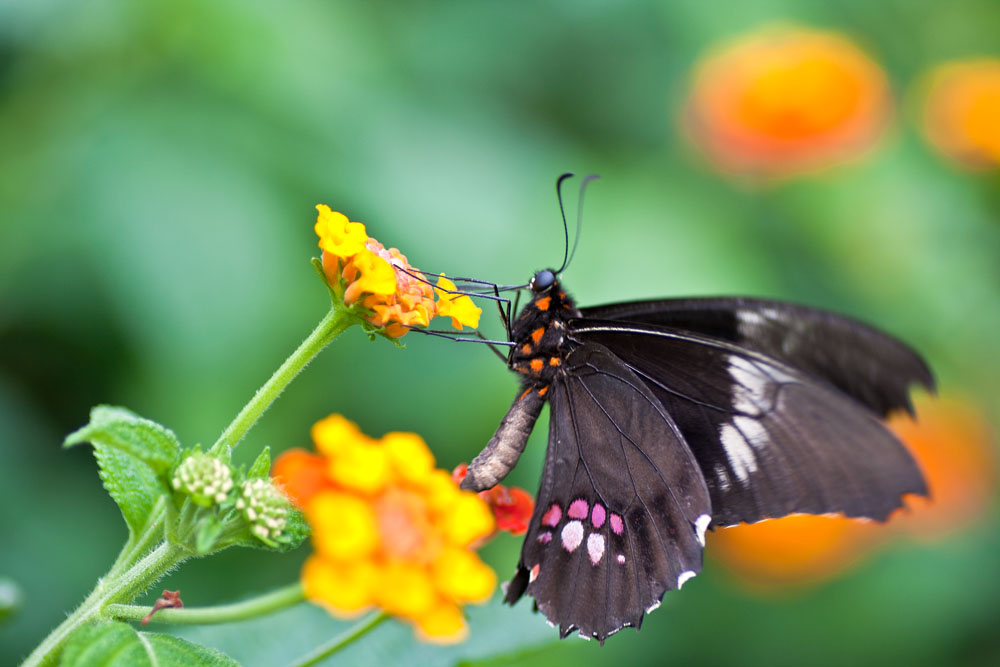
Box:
[535,296,551,311]
[531,327,545,343]
[530,358,544,372]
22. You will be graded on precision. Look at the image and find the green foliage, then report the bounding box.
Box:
[92,445,165,542]
[65,406,182,475]
[60,621,238,667]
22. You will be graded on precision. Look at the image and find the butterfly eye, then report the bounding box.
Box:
[532,270,556,292]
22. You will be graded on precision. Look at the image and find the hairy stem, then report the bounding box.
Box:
[23,541,187,667]
[211,307,352,455]
[106,582,304,626]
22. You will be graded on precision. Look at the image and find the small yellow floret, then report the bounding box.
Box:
[440,492,496,547]
[414,602,468,643]
[375,561,438,617]
[302,556,376,617]
[307,491,378,561]
[433,547,498,603]
[435,276,482,330]
[314,205,369,259]
[344,250,397,304]
[383,432,436,485]
[311,414,369,457]
[328,440,390,495]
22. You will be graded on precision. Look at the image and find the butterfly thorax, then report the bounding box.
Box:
[510,279,581,386]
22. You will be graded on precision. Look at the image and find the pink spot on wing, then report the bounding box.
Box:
[568,499,589,520]
[561,521,584,552]
[617,553,626,565]
[542,504,562,527]
[537,531,552,544]
[591,503,606,528]
[529,563,540,583]
[610,513,624,535]
[587,533,605,565]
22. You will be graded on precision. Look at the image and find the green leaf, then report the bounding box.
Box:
[170,593,557,666]
[65,406,182,474]
[61,621,238,667]
[246,446,271,479]
[93,445,166,540]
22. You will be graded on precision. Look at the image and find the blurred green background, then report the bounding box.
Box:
[2,0,999,665]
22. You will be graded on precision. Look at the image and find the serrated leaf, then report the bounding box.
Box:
[93,445,166,540]
[247,447,271,479]
[60,621,238,667]
[65,406,181,474]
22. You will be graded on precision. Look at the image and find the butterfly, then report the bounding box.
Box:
[455,180,934,643]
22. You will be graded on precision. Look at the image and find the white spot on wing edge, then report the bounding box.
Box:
[720,423,757,482]
[694,514,711,546]
[678,571,697,589]
[645,600,661,613]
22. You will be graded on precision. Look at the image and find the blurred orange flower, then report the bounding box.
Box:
[709,395,997,591]
[274,415,497,643]
[887,395,998,539]
[683,25,891,178]
[452,463,535,536]
[315,205,481,337]
[920,58,1000,169]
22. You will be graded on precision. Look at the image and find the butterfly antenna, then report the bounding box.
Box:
[555,173,575,275]
[564,173,599,274]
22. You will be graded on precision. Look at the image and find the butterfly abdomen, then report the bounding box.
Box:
[460,281,580,493]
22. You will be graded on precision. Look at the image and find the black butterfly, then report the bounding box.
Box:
[456,184,933,643]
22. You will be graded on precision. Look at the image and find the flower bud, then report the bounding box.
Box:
[172,453,234,506]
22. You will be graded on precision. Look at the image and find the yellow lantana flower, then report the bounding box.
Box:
[273,415,497,643]
[314,206,481,337]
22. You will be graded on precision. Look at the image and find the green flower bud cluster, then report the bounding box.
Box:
[172,452,234,506]
[236,479,291,543]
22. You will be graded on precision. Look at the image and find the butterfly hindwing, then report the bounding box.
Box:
[581,297,934,417]
[505,343,711,641]
[570,321,927,526]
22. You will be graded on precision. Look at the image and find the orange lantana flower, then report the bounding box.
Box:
[314,205,481,337]
[273,415,497,642]
[709,395,997,591]
[683,25,891,178]
[920,58,1000,169]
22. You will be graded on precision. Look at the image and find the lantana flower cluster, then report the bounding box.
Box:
[314,205,481,338]
[274,415,511,642]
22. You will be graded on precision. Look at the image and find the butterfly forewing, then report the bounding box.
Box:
[505,343,711,641]
[569,321,928,526]
[581,297,935,417]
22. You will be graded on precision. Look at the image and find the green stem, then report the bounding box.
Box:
[287,612,389,667]
[106,582,305,626]
[108,497,170,580]
[211,307,352,454]
[23,541,187,667]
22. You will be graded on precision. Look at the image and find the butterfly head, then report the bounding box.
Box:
[530,269,557,293]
